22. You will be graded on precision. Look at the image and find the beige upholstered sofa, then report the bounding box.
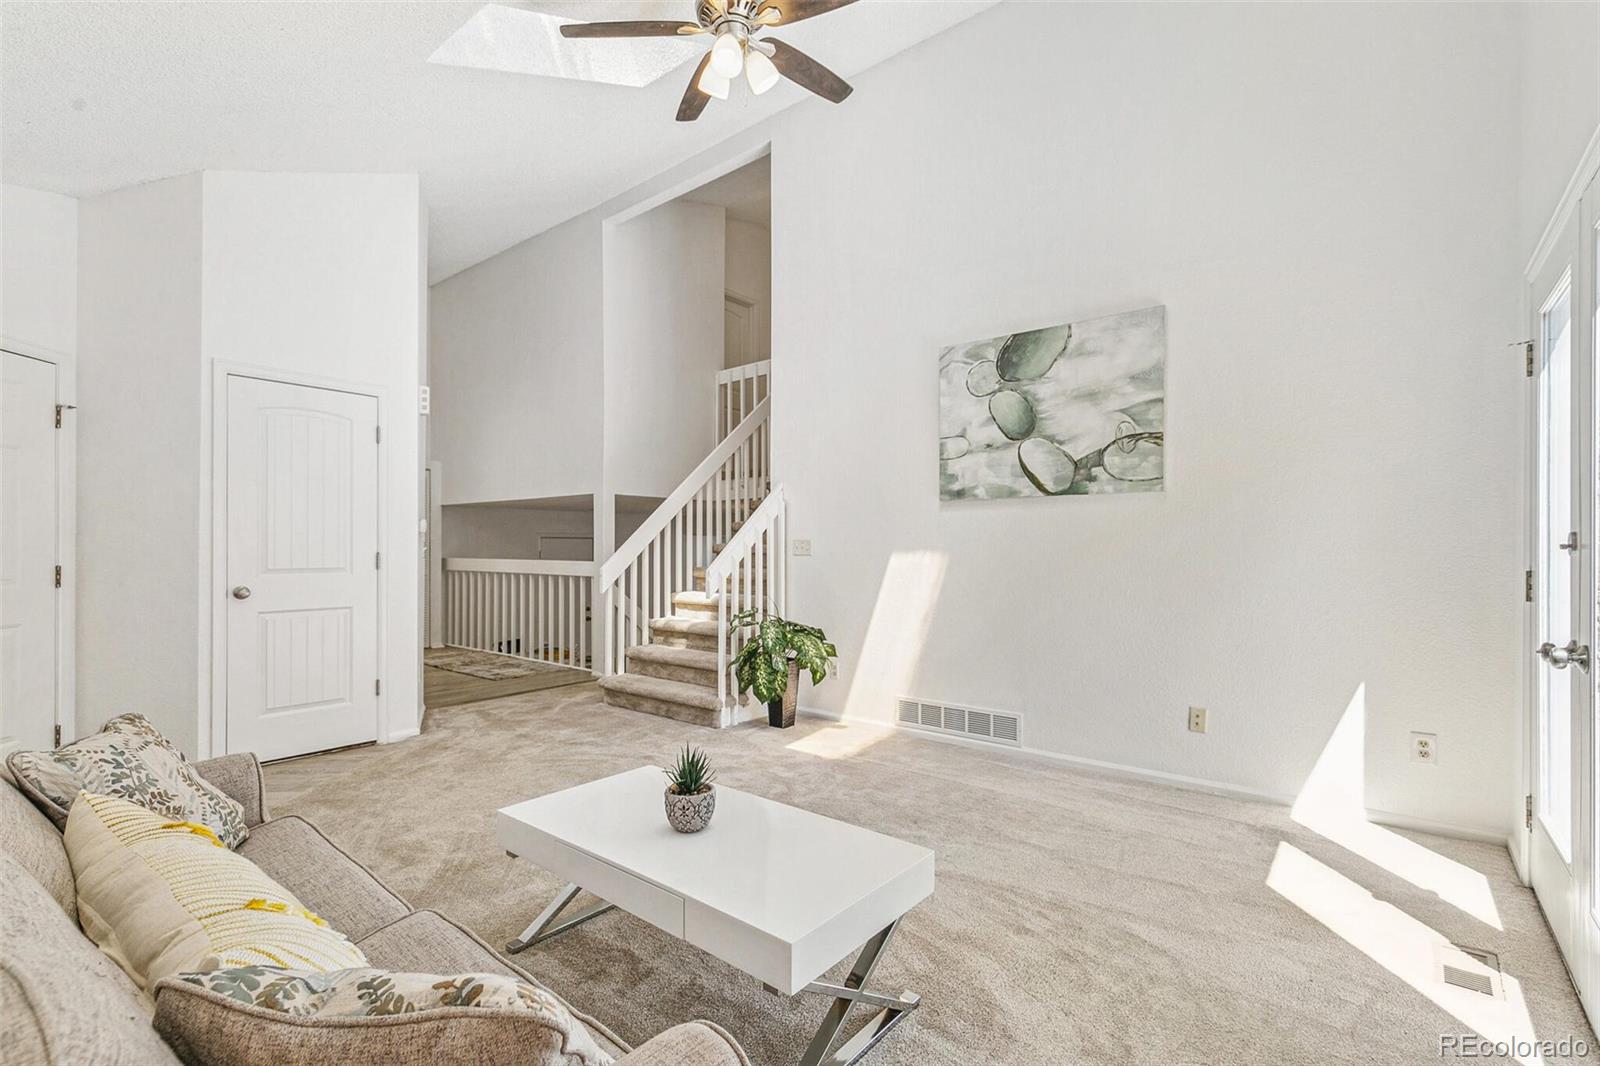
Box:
[0,752,748,1066]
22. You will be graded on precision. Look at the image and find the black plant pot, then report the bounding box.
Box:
[767,660,800,728]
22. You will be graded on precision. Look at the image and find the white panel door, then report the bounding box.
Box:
[0,352,58,753]
[225,376,379,760]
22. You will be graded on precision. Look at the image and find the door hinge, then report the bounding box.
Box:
[1525,569,1534,603]
[54,724,62,748]
[375,551,382,570]
[374,679,382,696]
[375,425,382,444]
[53,565,62,589]
[54,403,75,429]
[1525,340,1535,378]
[1526,793,1534,830]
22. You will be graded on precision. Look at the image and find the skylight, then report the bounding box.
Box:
[428,5,701,89]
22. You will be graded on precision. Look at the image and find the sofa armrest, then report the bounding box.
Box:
[616,1021,750,1066]
[195,753,268,827]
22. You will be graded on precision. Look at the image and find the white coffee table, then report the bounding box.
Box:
[494,766,935,1066]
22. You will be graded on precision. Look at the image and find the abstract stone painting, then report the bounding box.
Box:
[938,306,1166,500]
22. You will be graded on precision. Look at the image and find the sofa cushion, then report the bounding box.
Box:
[8,712,248,847]
[0,772,76,922]
[151,965,613,1066]
[65,792,367,991]
[357,909,628,1059]
[238,816,409,941]
[0,850,182,1066]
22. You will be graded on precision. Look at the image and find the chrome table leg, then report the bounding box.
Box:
[797,919,920,1066]
[505,881,615,954]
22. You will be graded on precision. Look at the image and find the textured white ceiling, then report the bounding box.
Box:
[1,0,996,282]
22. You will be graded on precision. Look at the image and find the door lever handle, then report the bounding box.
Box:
[1560,532,1580,553]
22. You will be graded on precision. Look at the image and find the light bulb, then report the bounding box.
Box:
[744,48,779,95]
[697,63,731,100]
[709,31,745,78]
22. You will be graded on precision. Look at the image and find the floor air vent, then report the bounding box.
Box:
[895,697,1021,748]
[1437,945,1503,999]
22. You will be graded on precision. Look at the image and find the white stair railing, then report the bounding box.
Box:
[444,559,593,671]
[716,360,769,442]
[706,484,786,710]
[599,397,771,675]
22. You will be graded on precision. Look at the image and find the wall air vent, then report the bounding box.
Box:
[895,696,1022,748]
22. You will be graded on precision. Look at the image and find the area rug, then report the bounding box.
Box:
[267,684,1594,1065]
[424,646,559,680]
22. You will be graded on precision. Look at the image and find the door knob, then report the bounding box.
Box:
[231,586,252,600]
[1538,640,1590,671]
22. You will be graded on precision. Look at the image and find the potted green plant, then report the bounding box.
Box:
[662,745,716,833]
[728,610,838,728]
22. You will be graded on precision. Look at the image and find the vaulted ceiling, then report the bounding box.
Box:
[1,1,995,281]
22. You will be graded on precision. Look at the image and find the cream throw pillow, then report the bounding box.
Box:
[64,792,367,991]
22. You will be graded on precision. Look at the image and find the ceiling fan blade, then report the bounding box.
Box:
[765,38,853,103]
[756,0,857,26]
[560,21,700,38]
[676,53,715,123]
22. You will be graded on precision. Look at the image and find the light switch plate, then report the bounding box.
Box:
[792,539,812,557]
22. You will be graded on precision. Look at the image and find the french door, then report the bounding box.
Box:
[1531,168,1600,1018]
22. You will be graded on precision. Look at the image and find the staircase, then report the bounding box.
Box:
[594,362,783,728]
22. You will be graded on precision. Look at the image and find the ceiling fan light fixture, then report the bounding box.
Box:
[744,47,779,95]
[697,62,732,100]
[709,31,745,78]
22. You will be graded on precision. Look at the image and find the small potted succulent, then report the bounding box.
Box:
[728,610,838,729]
[663,745,716,833]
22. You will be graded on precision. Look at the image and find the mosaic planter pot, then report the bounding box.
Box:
[664,785,716,833]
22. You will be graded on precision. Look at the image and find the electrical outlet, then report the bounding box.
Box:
[1188,707,1207,733]
[792,539,812,557]
[1411,732,1437,764]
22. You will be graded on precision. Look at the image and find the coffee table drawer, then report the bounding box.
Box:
[518,834,685,938]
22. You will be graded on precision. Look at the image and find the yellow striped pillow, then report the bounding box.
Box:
[64,791,366,991]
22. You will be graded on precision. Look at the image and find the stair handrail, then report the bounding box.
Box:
[599,397,769,587]
[707,484,787,710]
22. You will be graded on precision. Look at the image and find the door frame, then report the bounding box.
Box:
[0,337,75,749]
[206,360,388,759]
[1521,126,1600,884]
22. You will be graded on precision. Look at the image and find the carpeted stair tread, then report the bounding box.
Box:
[627,644,719,671]
[650,616,719,638]
[597,673,722,720]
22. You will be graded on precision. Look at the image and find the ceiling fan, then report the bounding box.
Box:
[559,0,857,121]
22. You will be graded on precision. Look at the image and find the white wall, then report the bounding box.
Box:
[1516,0,1600,260]
[2,184,79,363]
[766,1,1523,836]
[76,174,204,751]
[725,218,771,364]
[1,183,79,740]
[199,171,425,747]
[76,171,423,754]
[603,199,725,499]
[428,216,603,506]
[442,504,594,560]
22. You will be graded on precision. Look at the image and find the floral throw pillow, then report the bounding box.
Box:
[157,966,614,1066]
[7,713,248,848]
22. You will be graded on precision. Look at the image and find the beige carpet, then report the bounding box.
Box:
[267,683,1592,1064]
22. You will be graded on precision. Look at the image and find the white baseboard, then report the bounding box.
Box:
[383,726,421,744]
[796,706,1509,846]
